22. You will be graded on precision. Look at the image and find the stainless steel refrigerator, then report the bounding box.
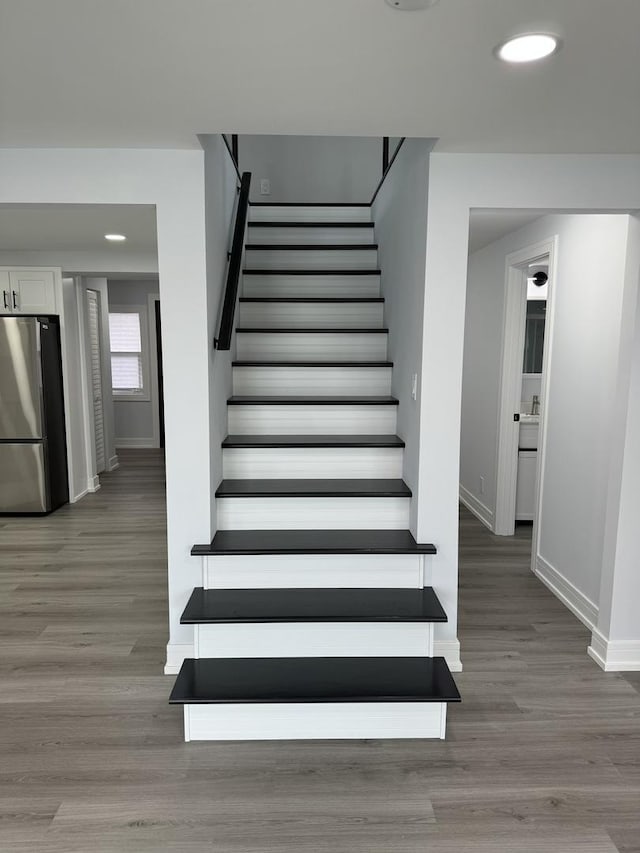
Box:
[0,315,69,513]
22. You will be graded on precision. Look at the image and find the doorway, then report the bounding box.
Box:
[494,238,557,558]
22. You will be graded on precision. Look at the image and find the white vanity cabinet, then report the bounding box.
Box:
[516,420,539,522]
[1,269,57,315]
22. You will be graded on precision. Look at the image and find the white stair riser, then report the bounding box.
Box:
[247,226,375,245]
[203,553,425,589]
[245,249,378,270]
[243,274,380,298]
[238,302,384,328]
[236,332,387,361]
[232,366,392,396]
[222,447,403,479]
[194,623,434,658]
[216,496,411,530]
[249,206,372,224]
[228,404,397,435]
[183,703,447,741]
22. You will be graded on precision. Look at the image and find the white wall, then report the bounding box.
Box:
[0,249,157,276]
[461,214,631,616]
[421,153,640,670]
[200,135,241,535]
[238,135,383,203]
[107,279,160,448]
[372,138,433,533]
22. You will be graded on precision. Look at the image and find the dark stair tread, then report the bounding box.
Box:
[192,529,437,556]
[250,202,371,207]
[243,269,381,276]
[181,587,447,624]
[215,479,412,498]
[246,244,377,250]
[232,361,393,367]
[222,434,405,448]
[248,221,375,228]
[169,657,461,705]
[227,395,399,405]
[239,297,383,303]
[236,327,388,333]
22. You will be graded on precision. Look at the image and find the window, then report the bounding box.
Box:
[109,307,150,399]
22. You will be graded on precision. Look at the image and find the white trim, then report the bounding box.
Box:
[459,484,494,531]
[107,454,119,470]
[588,628,640,671]
[147,293,161,449]
[69,487,89,504]
[115,437,156,448]
[534,554,599,630]
[164,642,193,675]
[495,237,557,537]
[183,701,448,741]
[87,475,101,493]
[434,639,462,672]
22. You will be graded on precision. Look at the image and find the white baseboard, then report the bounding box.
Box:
[588,628,640,671]
[534,554,598,630]
[164,642,193,675]
[87,475,101,493]
[69,487,89,504]
[459,484,494,531]
[435,639,462,672]
[115,438,156,449]
[107,454,119,470]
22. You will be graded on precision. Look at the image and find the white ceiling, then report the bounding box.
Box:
[467,210,544,253]
[1,0,639,152]
[0,205,157,252]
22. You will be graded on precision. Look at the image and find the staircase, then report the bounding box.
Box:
[169,202,460,741]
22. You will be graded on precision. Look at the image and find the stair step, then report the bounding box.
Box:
[227,395,399,405]
[246,248,378,271]
[236,327,387,334]
[247,225,376,245]
[222,435,405,448]
[232,361,392,367]
[239,297,383,303]
[215,479,411,498]
[243,269,381,276]
[246,244,378,251]
[170,656,460,705]
[181,587,447,624]
[249,204,372,224]
[193,529,436,556]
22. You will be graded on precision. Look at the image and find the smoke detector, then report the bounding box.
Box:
[385,0,439,10]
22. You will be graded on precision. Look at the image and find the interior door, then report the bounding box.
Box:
[86,290,106,474]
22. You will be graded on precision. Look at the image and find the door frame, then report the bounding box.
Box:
[494,236,559,542]
[77,284,102,492]
[147,292,162,449]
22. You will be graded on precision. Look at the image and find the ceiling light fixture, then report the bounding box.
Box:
[495,33,561,64]
[104,233,127,242]
[385,0,439,11]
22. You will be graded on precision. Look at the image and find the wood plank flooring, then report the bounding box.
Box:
[0,449,638,852]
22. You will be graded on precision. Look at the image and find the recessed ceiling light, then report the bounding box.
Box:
[385,0,439,10]
[104,233,127,242]
[495,33,561,64]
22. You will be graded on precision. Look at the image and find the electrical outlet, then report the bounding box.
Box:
[411,373,418,401]
[260,178,271,195]
[480,476,485,495]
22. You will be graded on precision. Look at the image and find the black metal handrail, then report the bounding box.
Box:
[214,171,251,351]
[222,134,242,184]
[370,138,406,205]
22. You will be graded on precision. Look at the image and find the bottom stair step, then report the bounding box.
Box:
[170,657,460,741]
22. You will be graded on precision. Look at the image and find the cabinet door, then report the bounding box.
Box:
[9,270,56,314]
[0,271,11,312]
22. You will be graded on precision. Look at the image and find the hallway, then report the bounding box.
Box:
[0,451,638,852]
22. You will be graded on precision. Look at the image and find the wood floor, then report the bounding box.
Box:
[1,449,638,852]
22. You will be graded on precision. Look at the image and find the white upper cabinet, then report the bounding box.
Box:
[2,270,57,314]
